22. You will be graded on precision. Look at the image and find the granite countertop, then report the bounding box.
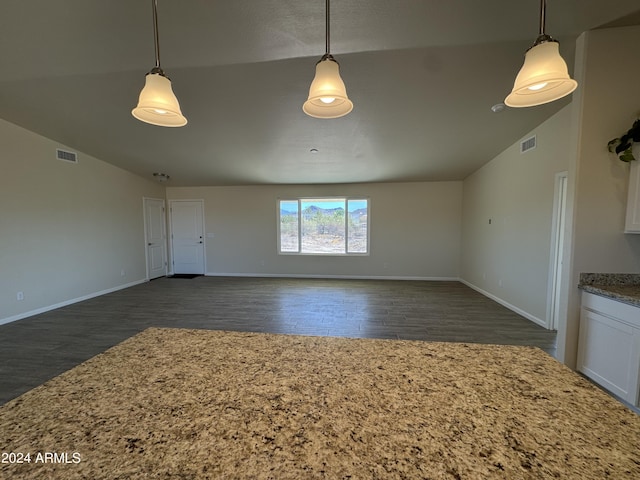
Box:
[579,273,640,308]
[1,328,639,479]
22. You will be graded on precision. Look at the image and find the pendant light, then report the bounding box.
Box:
[132,0,187,127]
[303,0,353,119]
[504,0,577,108]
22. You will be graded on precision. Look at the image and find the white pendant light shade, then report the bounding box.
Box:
[132,0,187,127]
[505,41,577,108]
[303,57,353,119]
[303,0,353,119]
[132,73,187,127]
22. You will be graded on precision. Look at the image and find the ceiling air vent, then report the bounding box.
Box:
[520,135,537,153]
[56,148,78,164]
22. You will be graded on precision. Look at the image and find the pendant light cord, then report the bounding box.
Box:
[539,0,546,35]
[325,0,330,55]
[152,0,162,71]
[532,0,554,47]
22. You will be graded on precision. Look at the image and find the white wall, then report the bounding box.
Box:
[0,118,165,324]
[558,26,640,367]
[166,182,462,279]
[461,106,572,326]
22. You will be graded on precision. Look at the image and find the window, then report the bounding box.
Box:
[278,198,369,255]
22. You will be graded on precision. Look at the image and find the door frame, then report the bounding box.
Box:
[546,171,568,331]
[168,199,206,275]
[143,197,168,280]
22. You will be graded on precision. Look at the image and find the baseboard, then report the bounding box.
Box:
[0,279,148,326]
[459,279,549,329]
[205,272,460,281]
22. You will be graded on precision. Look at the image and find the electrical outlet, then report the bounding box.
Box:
[498,279,503,287]
[16,291,24,301]
[121,269,126,277]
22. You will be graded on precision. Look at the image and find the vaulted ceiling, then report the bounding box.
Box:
[1,1,639,186]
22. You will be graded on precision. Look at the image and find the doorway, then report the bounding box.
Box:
[143,198,168,280]
[547,172,568,331]
[169,200,205,275]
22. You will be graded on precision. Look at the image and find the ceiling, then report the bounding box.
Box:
[1,1,639,187]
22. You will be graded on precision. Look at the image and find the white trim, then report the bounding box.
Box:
[143,197,168,281]
[0,279,147,326]
[205,272,459,281]
[546,171,568,330]
[143,196,150,280]
[459,279,547,328]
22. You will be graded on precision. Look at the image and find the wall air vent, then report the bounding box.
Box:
[56,148,78,164]
[520,135,537,153]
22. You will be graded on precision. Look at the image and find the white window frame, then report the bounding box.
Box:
[277,197,370,256]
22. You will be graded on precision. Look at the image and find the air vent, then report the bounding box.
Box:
[56,148,78,163]
[520,135,537,153]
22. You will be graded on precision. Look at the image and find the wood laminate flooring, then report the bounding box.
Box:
[0,277,556,405]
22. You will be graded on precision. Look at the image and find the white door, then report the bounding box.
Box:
[144,198,168,280]
[170,200,205,274]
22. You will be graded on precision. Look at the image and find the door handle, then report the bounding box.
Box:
[148,242,153,246]
[199,241,203,244]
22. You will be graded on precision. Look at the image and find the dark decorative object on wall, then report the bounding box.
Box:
[608,118,640,162]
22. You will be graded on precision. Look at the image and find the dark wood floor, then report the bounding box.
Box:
[0,277,556,405]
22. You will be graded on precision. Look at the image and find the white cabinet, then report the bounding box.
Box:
[577,292,640,406]
[624,149,640,233]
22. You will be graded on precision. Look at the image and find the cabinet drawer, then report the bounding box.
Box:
[581,292,640,328]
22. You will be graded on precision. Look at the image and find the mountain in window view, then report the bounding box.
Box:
[280,205,367,217]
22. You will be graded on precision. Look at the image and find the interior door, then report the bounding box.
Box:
[144,198,168,280]
[170,200,205,274]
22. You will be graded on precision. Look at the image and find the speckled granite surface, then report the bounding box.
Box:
[579,273,640,307]
[1,328,639,479]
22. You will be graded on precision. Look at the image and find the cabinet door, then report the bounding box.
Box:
[577,308,640,404]
[625,153,640,233]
